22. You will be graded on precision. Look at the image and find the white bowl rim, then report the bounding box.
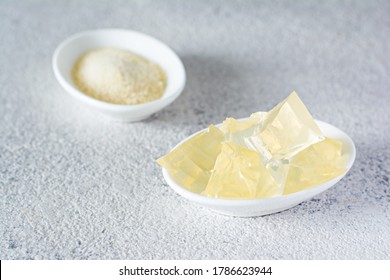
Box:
[161,118,356,206]
[52,28,186,111]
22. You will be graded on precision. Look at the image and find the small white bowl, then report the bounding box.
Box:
[162,119,356,217]
[52,29,186,122]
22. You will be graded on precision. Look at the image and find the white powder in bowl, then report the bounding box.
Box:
[72,47,167,105]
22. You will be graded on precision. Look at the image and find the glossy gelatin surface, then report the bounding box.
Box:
[157,92,347,198]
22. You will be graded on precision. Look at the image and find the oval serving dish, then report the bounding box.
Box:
[161,119,356,217]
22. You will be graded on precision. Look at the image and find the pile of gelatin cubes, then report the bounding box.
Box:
[157,92,347,199]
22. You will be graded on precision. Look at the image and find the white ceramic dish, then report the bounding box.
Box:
[162,119,356,217]
[52,29,186,122]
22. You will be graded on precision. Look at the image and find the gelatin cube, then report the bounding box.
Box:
[203,142,281,199]
[266,158,290,191]
[156,125,224,193]
[245,92,324,160]
[220,113,264,134]
[283,138,347,195]
[220,112,265,148]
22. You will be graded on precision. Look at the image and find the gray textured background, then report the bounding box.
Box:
[1,0,390,259]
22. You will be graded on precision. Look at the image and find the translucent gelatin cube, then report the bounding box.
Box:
[265,158,290,192]
[156,125,224,193]
[245,92,324,160]
[220,112,265,148]
[203,142,281,199]
[283,138,347,195]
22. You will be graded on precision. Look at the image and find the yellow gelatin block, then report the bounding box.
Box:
[203,142,281,199]
[283,138,347,195]
[265,158,290,191]
[246,92,324,160]
[220,112,264,134]
[220,112,265,147]
[156,125,224,193]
